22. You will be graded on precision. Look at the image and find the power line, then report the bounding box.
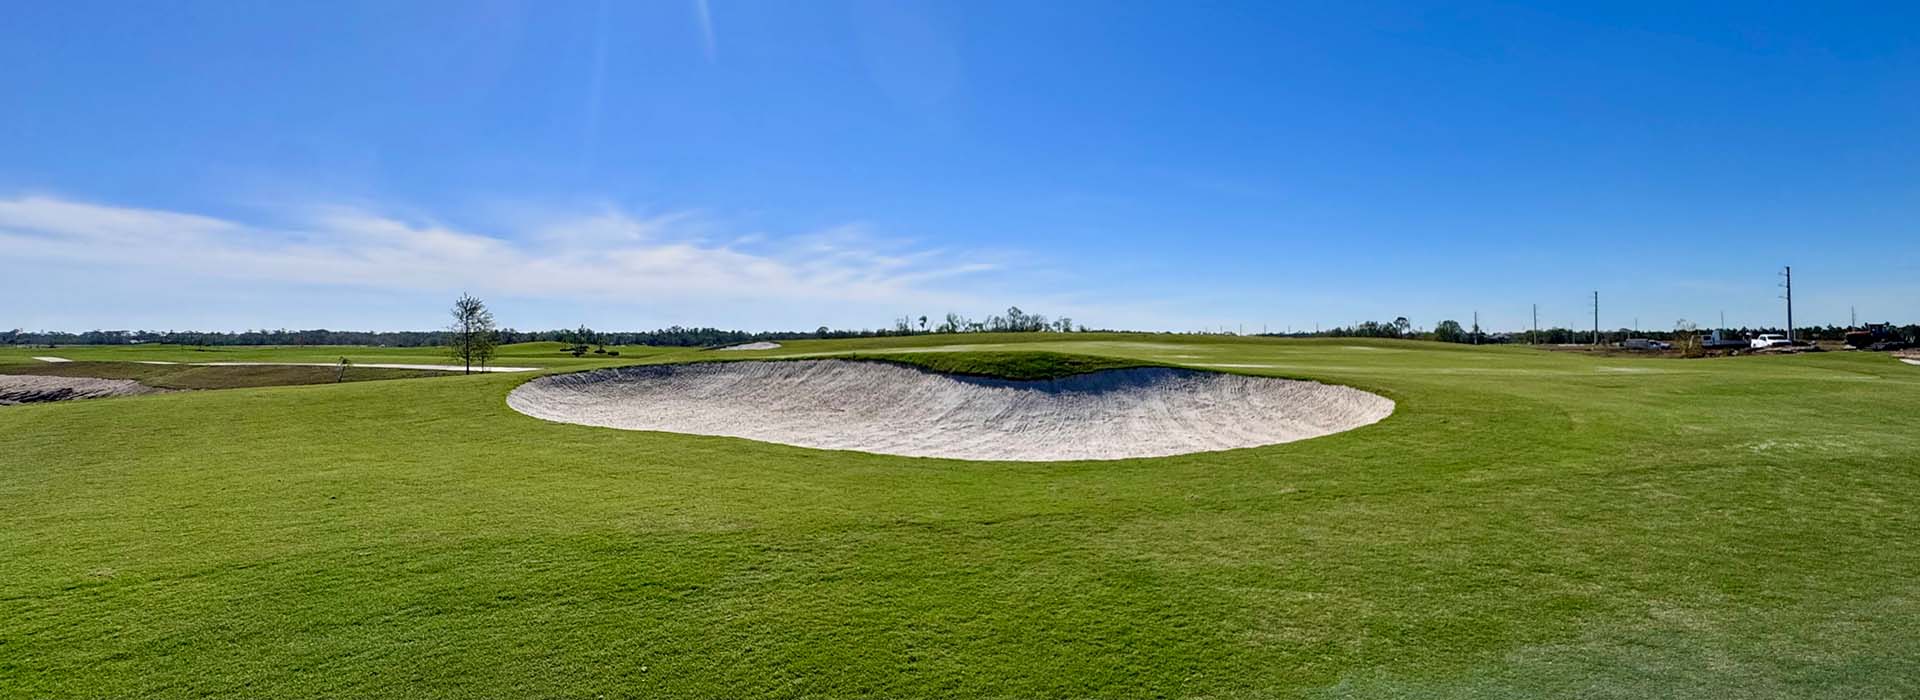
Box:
[1780,266,1794,343]
[1592,291,1600,346]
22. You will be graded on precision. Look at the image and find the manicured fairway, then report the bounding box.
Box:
[3,334,1917,697]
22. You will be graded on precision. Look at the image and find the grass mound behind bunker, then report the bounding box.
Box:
[507,359,1393,461]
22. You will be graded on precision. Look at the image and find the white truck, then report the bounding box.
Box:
[1700,329,1748,350]
[1750,333,1792,349]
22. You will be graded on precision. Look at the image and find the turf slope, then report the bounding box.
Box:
[2,335,1917,698]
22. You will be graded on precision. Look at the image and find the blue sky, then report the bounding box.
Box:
[4,1,1915,333]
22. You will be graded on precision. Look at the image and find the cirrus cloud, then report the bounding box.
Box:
[0,194,1040,329]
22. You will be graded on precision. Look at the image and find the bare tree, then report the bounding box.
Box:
[447,293,497,374]
[1674,319,1701,357]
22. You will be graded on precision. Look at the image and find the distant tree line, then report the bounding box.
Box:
[2,305,1088,348]
[1266,319,1920,346]
[1270,317,1479,343]
[0,328,448,347]
[898,307,1082,334]
[15,303,1905,349]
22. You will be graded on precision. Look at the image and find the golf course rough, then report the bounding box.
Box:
[506,359,1395,460]
[12,335,1920,698]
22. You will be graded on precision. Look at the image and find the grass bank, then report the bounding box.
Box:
[2,334,1917,697]
[824,350,1160,380]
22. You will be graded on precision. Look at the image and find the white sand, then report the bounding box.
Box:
[0,375,160,404]
[32,356,71,363]
[1902,359,1920,366]
[714,342,782,351]
[508,360,1393,461]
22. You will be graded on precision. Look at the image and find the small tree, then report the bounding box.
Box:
[447,293,497,374]
[1393,317,1412,338]
[568,325,595,356]
[1674,320,1702,357]
[335,356,353,383]
[1434,319,1466,343]
[918,315,929,332]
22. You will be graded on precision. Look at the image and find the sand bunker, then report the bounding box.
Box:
[715,342,782,351]
[0,375,161,405]
[508,360,1393,461]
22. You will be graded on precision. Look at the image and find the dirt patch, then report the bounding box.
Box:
[507,360,1393,461]
[193,362,534,372]
[1,361,458,391]
[714,342,782,351]
[0,375,163,405]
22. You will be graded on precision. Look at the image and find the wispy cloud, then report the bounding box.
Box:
[0,195,1012,314]
[694,0,716,62]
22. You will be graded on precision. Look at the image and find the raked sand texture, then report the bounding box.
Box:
[508,360,1394,461]
[0,375,161,404]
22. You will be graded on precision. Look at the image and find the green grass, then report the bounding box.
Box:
[0,361,451,390]
[3,334,1918,698]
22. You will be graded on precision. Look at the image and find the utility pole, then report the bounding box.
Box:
[1592,291,1601,346]
[1472,311,1479,345]
[1780,266,1794,343]
[1850,306,1856,328]
[1532,303,1539,344]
